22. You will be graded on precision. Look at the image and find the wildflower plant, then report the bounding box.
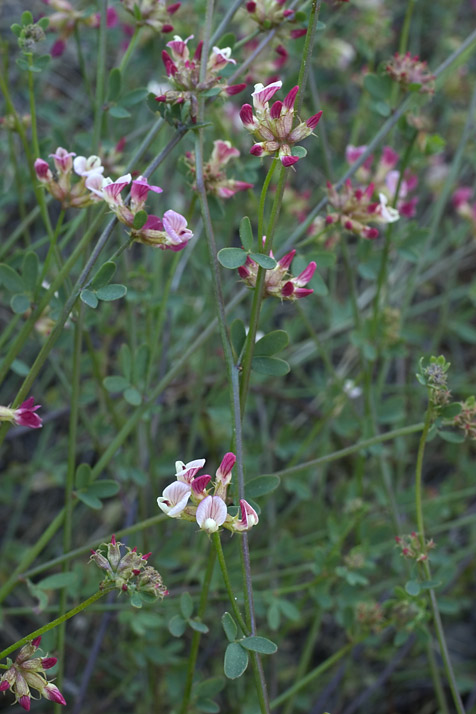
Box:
[1,0,475,712]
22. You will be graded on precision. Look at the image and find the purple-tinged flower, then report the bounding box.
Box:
[386,52,435,94]
[121,0,180,33]
[245,0,307,40]
[0,637,66,710]
[185,140,254,199]
[240,81,322,167]
[130,175,163,211]
[49,147,76,173]
[176,458,206,483]
[90,537,167,598]
[34,158,54,184]
[0,397,43,429]
[233,499,259,532]
[157,481,191,516]
[191,474,212,500]
[163,210,194,248]
[326,179,400,239]
[196,495,227,533]
[214,452,236,499]
[238,248,316,301]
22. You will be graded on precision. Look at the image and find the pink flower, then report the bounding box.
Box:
[157,481,191,516]
[34,158,53,183]
[233,499,259,532]
[13,398,43,429]
[241,81,322,167]
[130,176,163,210]
[196,495,227,533]
[239,248,316,300]
[175,458,206,483]
[49,147,76,173]
[162,210,194,249]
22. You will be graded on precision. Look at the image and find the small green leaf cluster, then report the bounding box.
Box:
[231,321,291,376]
[103,342,150,406]
[107,68,149,120]
[75,463,119,510]
[363,73,394,117]
[11,11,50,70]
[222,612,277,680]
[168,592,209,637]
[0,253,41,314]
[80,261,127,309]
[217,216,277,270]
[27,572,79,612]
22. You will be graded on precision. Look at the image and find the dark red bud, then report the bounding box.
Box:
[270,100,283,119]
[167,2,181,14]
[226,83,247,95]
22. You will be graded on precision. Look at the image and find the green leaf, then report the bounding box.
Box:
[196,699,219,714]
[121,88,148,106]
[90,261,117,290]
[10,294,30,314]
[124,387,142,406]
[373,100,391,118]
[252,356,290,376]
[180,592,194,619]
[11,23,22,37]
[130,592,143,608]
[405,580,421,597]
[33,55,51,72]
[87,480,119,498]
[245,475,280,499]
[76,463,92,489]
[440,403,462,418]
[248,253,277,269]
[76,491,103,510]
[201,87,222,97]
[96,284,127,301]
[239,216,254,251]
[311,270,328,296]
[195,677,225,698]
[16,57,29,71]
[11,359,30,377]
[267,602,280,630]
[254,330,289,356]
[230,319,246,358]
[146,92,162,114]
[438,430,465,444]
[109,104,131,119]
[292,145,307,158]
[217,247,247,269]
[364,73,392,100]
[189,619,209,633]
[133,344,150,385]
[0,264,24,293]
[216,32,235,49]
[240,636,277,655]
[278,598,300,621]
[133,210,148,230]
[22,251,39,291]
[221,612,237,642]
[38,17,50,30]
[169,614,187,637]
[103,375,129,393]
[120,344,132,381]
[80,289,98,309]
[224,642,248,679]
[316,20,326,29]
[37,572,78,590]
[21,11,33,24]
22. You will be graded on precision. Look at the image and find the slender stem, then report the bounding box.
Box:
[212,533,248,634]
[268,422,424,479]
[92,0,108,153]
[119,27,141,73]
[179,546,216,714]
[414,406,433,546]
[296,0,321,114]
[0,589,112,662]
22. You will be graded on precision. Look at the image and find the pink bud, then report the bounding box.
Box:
[364,227,379,239]
[238,265,250,279]
[0,681,10,691]
[142,552,152,560]
[246,0,257,10]
[162,50,177,76]
[281,281,294,297]
[191,474,212,495]
[240,104,254,125]
[250,144,264,156]
[155,95,167,102]
[291,28,307,39]
[162,24,174,33]
[325,215,334,225]
[194,41,203,61]
[306,110,323,129]
[296,261,317,285]
[225,83,247,96]
[294,287,314,298]
[283,9,294,17]
[51,39,66,57]
[19,695,31,711]
[41,657,58,670]
[344,220,353,230]
[34,158,52,182]
[216,452,236,483]
[270,100,283,119]
[284,85,299,110]
[281,155,299,167]
[278,250,296,270]
[167,2,181,14]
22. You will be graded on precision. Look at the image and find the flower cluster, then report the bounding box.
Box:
[325,179,400,239]
[356,601,384,633]
[453,396,476,440]
[0,637,65,710]
[452,186,476,236]
[240,81,322,167]
[157,454,259,534]
[120,0,181,33]
[90,535,168,599]
[86,173,193,251]
[0,398,42,429]
[238,248,316,300]
[245,0,306,40]
[420,355,451,408]
[185,140,254,198]
[345,144,419,218]
[34,148,105,209]
[386,52,435,94]
[42,0,118,57]
[395,532,435,562]
[156,35,245,121]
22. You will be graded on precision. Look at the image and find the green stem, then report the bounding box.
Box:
[296,0,321,114]
[179,546,216,714]
[212,533,248,634]
[92,0,108,153]
[415,406,433,546]
[0,589,112,662]
[119,27,141,73]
